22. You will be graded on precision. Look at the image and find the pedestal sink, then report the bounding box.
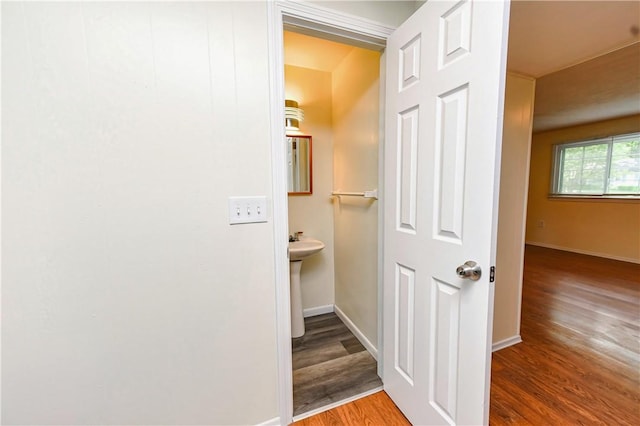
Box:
[289,238,325,338]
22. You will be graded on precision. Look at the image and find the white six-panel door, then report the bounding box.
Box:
[382,1,510,424]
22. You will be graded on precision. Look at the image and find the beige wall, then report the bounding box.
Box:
[285,65,336,311]
[493,74,536,346]
[2,2,278,424]
[526,115,640,263]
[332,48,381,348]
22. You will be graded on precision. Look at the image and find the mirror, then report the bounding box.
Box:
[287,135,313,195]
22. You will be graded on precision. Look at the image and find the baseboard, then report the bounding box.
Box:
[303,304,334,318]
[334,305,378,361]
[492,335,522,352]
[292,385,384,423]
[255,416,281,426]
[526,241,640,264]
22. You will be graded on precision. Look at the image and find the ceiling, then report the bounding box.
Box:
[509,0,640,132]
[532,42,639,132]
[284,0,640,132]
[284,31,355,73]
[507,0,639,78]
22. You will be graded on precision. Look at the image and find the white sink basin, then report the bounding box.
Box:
[289,238,325,261]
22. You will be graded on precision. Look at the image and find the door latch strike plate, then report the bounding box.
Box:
[490,266,495,283]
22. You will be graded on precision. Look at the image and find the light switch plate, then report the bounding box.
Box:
[228,196,268,225]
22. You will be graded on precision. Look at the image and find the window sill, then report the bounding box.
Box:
[548,194,640,203]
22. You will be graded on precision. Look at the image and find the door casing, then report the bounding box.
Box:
[266,2,416,423]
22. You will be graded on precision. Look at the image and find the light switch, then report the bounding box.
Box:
[228,196,268,225]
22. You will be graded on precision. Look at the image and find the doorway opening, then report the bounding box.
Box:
[266,4,396,423]
[283,28,384,419]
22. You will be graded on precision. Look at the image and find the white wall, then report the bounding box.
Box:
[493,73,536,347]
[308,0,420,27]
[285,65,336,311]
[2,2,278,424]
[332,48,381,348]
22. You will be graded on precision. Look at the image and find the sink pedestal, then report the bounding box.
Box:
[288,238,325,338]
[289,260,305,338]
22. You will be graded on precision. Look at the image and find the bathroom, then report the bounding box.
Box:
[284,30,383,417]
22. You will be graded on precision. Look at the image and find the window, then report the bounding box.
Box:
[551,132,640,197]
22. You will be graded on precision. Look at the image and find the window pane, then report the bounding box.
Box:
[552,133,640,197]
[559,143,607,194]
[582,144,607,193]
[559,147,582,193]
[609,136,640,194]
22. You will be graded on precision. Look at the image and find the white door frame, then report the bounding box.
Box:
[266,1,396,423]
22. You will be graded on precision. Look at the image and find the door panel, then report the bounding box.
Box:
[434,84,468,242]
[395,264,416,383]
[383,0,510,424]
[398,107,419,232]
[430,278,461,421]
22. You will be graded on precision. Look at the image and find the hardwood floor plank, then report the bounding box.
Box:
[293,391,410,426]
[342,393,410,426]
[340,337,366,354]
[293,313,382,417]
[293,341,350,371]
[294,351,381,415]
[293,314,355,353]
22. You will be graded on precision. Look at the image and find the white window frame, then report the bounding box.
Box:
[550,132,640,199]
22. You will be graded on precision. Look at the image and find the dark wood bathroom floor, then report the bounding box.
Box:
[292,313,382,416]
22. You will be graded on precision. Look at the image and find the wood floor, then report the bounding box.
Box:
[490,245,639,425]
[293,390,410,426]
[294,246,640,425]
[292,313,382,416]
